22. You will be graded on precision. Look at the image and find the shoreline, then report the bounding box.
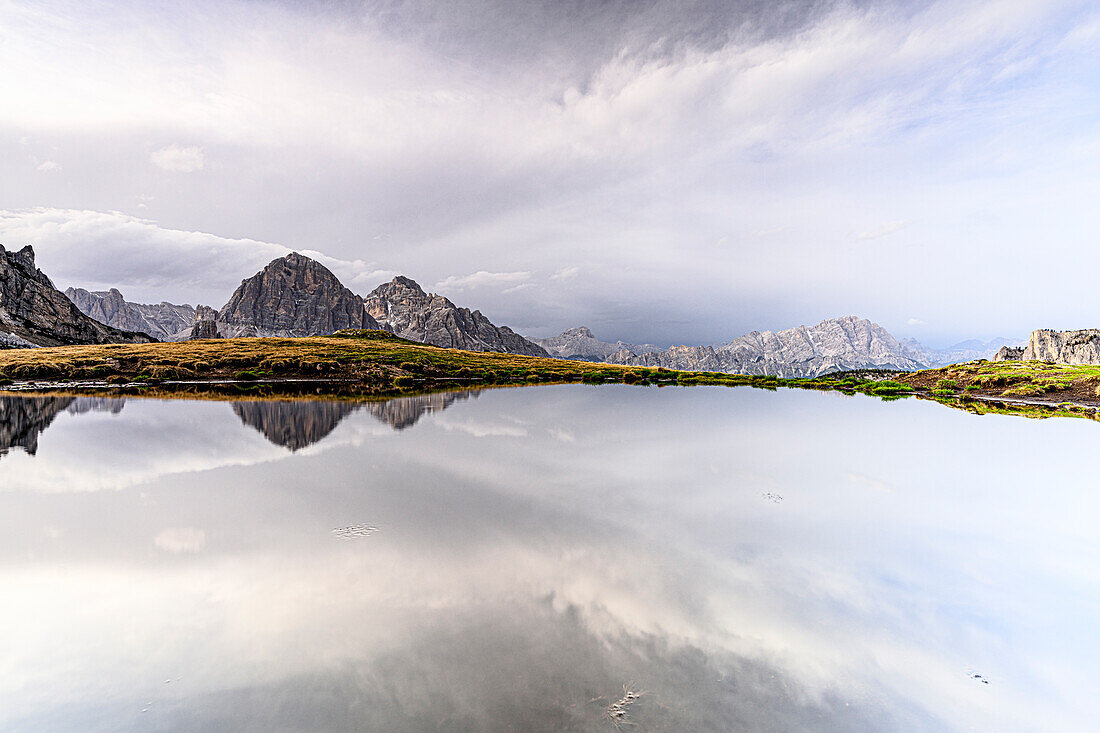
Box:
[0,333,1098,421]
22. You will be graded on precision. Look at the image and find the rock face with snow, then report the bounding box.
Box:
[604,316,929,377]
[363,276,548,356]
[217,253,380,337]
[0,244,154,347]
[993,329,1100,364]
[533,326,658,361]
[65,287,195,341]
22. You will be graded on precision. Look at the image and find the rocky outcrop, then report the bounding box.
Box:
[994,346,1025,361]
[0,244,154,347]
[65,287,195,341]
[533,327,657,361]
[189,305,221,340]
[604,316,929,377]
[217,253,380,338]
[364,276,548,356]
[993,329,1100,364]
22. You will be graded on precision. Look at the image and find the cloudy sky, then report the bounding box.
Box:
[2,0,1098,347]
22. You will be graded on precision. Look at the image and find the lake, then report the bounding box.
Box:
[1,385,1097,731]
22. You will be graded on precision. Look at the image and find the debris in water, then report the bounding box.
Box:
[762,491,783,503]
[605,685,643,727]
[332,523,379,539]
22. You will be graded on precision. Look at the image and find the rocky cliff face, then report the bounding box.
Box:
[0,244,154,347]
[65,287,195,341]
[604,316,929,377]
[364,276,548,356]
[189,305,221,340]
[533,327,658,361]
[217,253,380,337]
[993,329,1100,364]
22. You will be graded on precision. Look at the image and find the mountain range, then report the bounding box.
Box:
[0,239,1026,375]
[0,244,152,347]
[63,253,545,355]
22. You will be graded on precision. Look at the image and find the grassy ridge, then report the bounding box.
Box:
[0,331,1097,421]
[0,330,916,396]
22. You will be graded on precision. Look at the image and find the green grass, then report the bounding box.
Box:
[3,333,1100,422]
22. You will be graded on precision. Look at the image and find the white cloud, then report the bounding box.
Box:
[154,527,206,553]
[434,270,532,292]
[35,160,60,172]
[907,317,926,326]
[0,208,390,307]
[549,266,579,281]
[856,220,909,240]
[150,145,205,172]
[433,418,528,438]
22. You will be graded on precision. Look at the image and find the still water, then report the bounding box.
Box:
[0,385,1097,731]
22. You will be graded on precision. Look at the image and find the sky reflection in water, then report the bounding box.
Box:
[0,385,1097,731]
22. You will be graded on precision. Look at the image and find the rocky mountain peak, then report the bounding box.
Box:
[364,276,547,356]
[217,252,380,338]
[0,244,153,347]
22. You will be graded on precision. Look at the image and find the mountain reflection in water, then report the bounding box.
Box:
[1,386,1098,731]
[0,390,481,458]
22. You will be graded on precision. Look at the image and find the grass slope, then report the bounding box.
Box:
[0,331,1096,421]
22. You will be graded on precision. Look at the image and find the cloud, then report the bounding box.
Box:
[856,221,909,241]
[907,318,926,326]
[0,1,1098,344]
[154,527,206,553]
[549,266,579,281]
[35,160,60,172]
[0,208,390,307]
[150,145,205,172]
[435,270,532,292]
[434,418,528,438]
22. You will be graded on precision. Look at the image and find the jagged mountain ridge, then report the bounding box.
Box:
[217,253,381,337]
[364,276,548,356]
[63,252,545,355]
[65,287,196,341]
[533,326,657,361]
[598,316,929,377]
[0,244,154,347]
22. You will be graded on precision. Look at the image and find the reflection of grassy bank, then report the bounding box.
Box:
[1,333,1098,421]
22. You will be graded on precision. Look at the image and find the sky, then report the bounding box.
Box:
[1,0,1099,347]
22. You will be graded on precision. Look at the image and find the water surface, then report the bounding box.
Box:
[1,386,1097,731]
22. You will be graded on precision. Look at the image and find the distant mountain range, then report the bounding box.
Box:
[602,316,927,377]
[0,239,1026,375]
[65,287,195,341]
[538,324,1022,376]
[533,327,657,361]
